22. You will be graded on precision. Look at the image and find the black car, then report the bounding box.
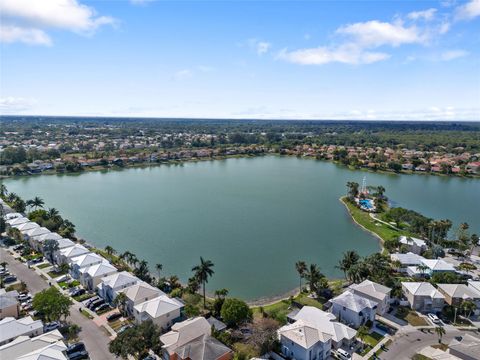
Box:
[3,275,17,283]
[67,342,86,355]
[106,312,122,322]
[85,296,99,307]
[94,303,110,313]
[88,299,104,310]
[71,288,86,297]
[67,350,89,360]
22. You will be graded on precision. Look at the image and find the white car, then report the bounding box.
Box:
[336,349,351,360]
[428,313,441,324]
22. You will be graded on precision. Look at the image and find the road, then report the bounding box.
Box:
[0,248,116,360]
[380,326,470,360]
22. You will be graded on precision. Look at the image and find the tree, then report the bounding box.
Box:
[155,263,163,279]
[295,261,307,292]
[416,264,429,279]
[47,208,61,221]
[461,300,476,319]
[357,325,369,350]
[337,251,360,280]
[192,257,215,308]
[26,196,44,211]
[0,184,7,198]
[221,298,252,327]
[109,320,162,359]
[43,239,59,263]
[249,317,280,354]
[213,288,229,317]
[33,287,72,322]
[113,292,128,316]
[105,245,116,256]
[304,264,323,294]
[435,326,446,343]
[346,181,359,200]
[134,260,151,283]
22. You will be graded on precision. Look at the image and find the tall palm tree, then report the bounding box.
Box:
[113,292,128,316]
[28,197,44,211]
[104,246,116,256]
[416,264,429,279]
[434,326,446,343]
[192,257,215,308]
[155,263,163,279]
[295,261,307,292]
[43,239,59,263]
[0,184,8,198]
[461,300,477,319]
[305,264,323,294]
[336,251,360,280]
[47,208,61,221]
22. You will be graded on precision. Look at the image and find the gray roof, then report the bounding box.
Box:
[0,295,18,309]
[390,252,425,265]
[206,317,227,332]
[448,334,480,359]
[175,334,231,360]
[331,291,377,312]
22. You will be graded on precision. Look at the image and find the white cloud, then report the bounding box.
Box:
[407,8,437,21]
[337,20,426,47]
[441,49,469,60]
[0,24,51,46]
[0,96,37,113]
[248,39,271,55]
[278,43,390,65]
[0,0,115,45]
[455,0,480,20]
[173,69,193,80]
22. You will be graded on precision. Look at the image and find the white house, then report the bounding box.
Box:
[160,317,211,360]
[15,222,40,233]
[390,252,425,272]
[407,259,456,277]
[278,320,332,360]
[118,281,165,316]
[6,217,29,228]
[0,330,64,360]
[329,291,377,328]
[97,271,140,303]
[56,244,89,265]
[399,236,427,255]
[288,306,356,349]
[437,284,480,314]
[467,280,480,294]
[401,282,445,313]
[79,262,118,291]
[17,342,68,360]
[32,232,62,252]
[24,227,50,243]
[0,316,44,346]
[348,280,392,315]
[133,295,184,330]
[69,253,104,279]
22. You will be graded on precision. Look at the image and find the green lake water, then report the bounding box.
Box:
[3,156,479,300]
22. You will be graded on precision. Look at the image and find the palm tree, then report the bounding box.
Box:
[0,262,7,270]
[47,208,61,221]
[305,264,323,294]
[192,257,215,308]
[27,196,44,211]
[168,275,181,290]
[155,263,163,279]
[461,300,477,319]
[0,184,7,198]
[113,292,128,316]
[295,261,307,292]
[104,246,116,256]
[214,288,229,299]
[416,264,429,279]
[357,325,369,350]
[134,260,150,282]
[43,239,59,263]
[336,251,360,280]
[435,326,446,343]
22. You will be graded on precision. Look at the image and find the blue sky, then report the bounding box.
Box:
[1,0,479,120]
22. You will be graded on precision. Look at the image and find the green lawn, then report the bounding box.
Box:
[341,197,407,242]
[396,307,429,326]
[37,263,51,269]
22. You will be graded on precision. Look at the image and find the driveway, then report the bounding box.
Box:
[0,247,116,360]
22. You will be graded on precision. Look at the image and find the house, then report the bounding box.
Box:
[278,320,332,360]
[54,238,75,250]
[0,330,64,360]
[174,334,233,360]
[69,253,104,279]
[6,217,29,228]
[390,252,425,272]
[399,236,427,255]
[24,227,50,243]
[97,271,140,303]
[0,290,19,319]
[79,261,117,291]
[401,282,445,313]
[15,222,40,233]
[32,232,62,252]
[17,342,68,360]
[133,295,184,330]
[406,259,456,277]
[329,291,377,328]
[56,244,89,265]
[448,333,480,360]
[437,284,480,314]
[206,317,227,332]
[160,317,212,360]
[0,317,44,345]
[348,280,392,315]
[118,282,165,316]
[467,280,480,294]
[287,306,356,349]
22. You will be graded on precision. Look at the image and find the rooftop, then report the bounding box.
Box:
[402,282,445,299]
[349,280,391,302]
[278,319,332,348]
[134,295,183,319]
[331,291,378,312]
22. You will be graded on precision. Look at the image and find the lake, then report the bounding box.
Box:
[2,156,479,301]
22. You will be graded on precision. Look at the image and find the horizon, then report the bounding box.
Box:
[1,0,480,121]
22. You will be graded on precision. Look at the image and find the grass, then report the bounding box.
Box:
[37,263,51,269]
[80,309,94,319]
[364,332,383,347]
[341,197,407,243]
[233,342,260,359]
[73,293,95,302]
[396,307,429,326]
[47,269,69,277]
[368,339,392,360]
[412,354,433,360]
[432,343,449,351]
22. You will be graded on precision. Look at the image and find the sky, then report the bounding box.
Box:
[0,0,479,120]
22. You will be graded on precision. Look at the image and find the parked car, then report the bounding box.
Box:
[44,321,61,332]
[18,293,32,302]
[0,268,8,276]
[117,324,134,334]
[66,342,86,355]
[88,299,104,310]
[106,312,122,322]
[85,296,99,307]
[337,349,352,360]
[142,356,156,360]
[67,350,89,360]
[13,244,24,251]
[71,288,86,297]
[428,313,441,324]
[94,303,110,313]
[3,275,17,283]
[0,271,10,278]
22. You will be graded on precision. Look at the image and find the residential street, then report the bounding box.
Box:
[0,247,116,360]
